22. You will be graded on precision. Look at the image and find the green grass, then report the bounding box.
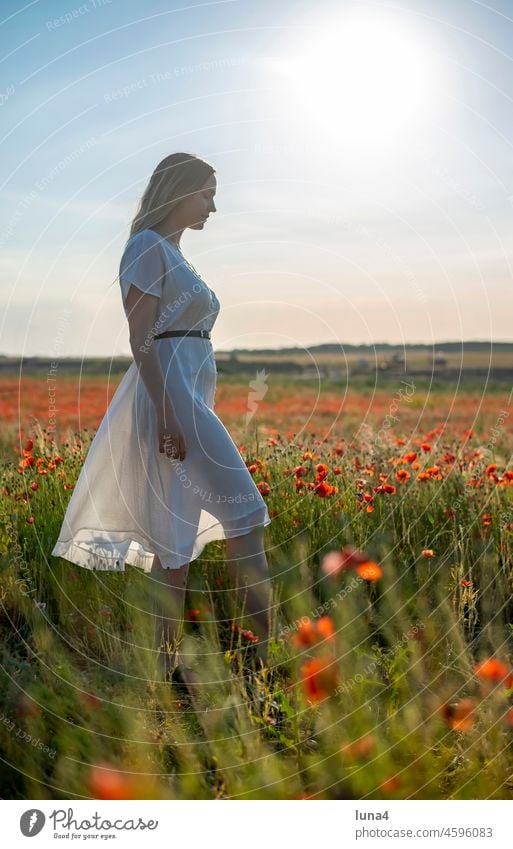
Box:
[1,419,513,800]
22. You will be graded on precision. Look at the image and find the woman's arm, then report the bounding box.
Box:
[124,283,177,425]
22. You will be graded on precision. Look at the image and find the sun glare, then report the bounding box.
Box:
[268,12,437,151]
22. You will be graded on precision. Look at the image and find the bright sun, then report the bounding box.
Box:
[267,12,437,150]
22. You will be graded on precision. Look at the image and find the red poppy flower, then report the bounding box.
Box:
[474,658,513,689]
[299,655,339,703]
[321,545,369,577]
[186,608,202,622]
[355,561,383,582]
[291,616,336,649]
[340,734,376,761]
[314,481,336,497]
[439,698,475,731]
[88,762,145,800]
[80,691,102,710]
[380,775,400,793]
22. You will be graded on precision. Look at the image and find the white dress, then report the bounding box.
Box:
[51,228,271,571]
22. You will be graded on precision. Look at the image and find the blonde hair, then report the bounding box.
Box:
[111,152,215,286]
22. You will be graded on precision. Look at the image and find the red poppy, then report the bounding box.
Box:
[321,545,369,577]
[380,775,400,793]
[299,655,339,703]
[241,628,259,643]
[16,694,42,718]
[439,698,475,731]
[355,561,383,582]
[291,616,336,649]
[474,658,513,689]
[80,691,102,710]
[186,609,202,622]
[314,481,336,497]
[340,734,376,761]
[88,762,144,800]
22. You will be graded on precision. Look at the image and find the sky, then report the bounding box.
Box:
[1,0,513,357]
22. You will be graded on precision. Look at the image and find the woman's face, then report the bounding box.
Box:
[179,173,217,230]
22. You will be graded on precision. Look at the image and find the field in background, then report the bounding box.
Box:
[1,370,512,439]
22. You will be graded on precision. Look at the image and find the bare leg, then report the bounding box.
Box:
[149,555,189,679]
[225,525,273,665]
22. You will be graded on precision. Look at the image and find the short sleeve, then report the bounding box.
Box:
[119,230,166,305]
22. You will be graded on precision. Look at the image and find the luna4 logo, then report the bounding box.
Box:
[20,809,46,837]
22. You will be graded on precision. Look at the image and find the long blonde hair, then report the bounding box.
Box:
[111,152,215,286]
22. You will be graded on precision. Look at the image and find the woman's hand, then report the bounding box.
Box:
[157,409,187,461]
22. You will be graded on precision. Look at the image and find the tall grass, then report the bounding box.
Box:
[1,405,513,799]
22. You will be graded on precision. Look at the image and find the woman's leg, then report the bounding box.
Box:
[150,555,189,678]
[225,525,273,664]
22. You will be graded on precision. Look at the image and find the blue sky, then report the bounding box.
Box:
[1,0,513,356]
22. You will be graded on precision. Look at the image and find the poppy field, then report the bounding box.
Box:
[1,374,513,800]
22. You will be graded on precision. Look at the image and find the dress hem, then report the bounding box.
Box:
[51,508,272,573]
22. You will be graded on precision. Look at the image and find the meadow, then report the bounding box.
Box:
[1,373,513,800]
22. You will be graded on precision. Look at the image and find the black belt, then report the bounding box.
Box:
[154,329,211,340]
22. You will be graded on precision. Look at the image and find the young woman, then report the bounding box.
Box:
[52,152,274,684]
